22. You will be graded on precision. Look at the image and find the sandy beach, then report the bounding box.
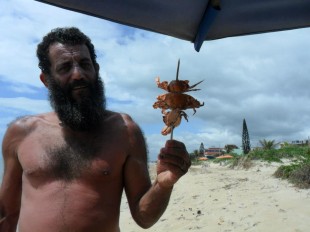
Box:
[120,161,310,232]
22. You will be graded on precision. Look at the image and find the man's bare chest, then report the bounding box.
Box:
[18,127,126,182]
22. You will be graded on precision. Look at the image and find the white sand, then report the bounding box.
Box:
[119,161,310,232]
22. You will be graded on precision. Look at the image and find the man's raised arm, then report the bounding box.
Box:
[122,114,190,228]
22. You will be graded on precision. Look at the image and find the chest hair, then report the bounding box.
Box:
[45,135,102,181]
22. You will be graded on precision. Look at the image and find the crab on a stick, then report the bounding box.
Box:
[161,109,188,135]
[156,77,203,93]
[153,59,204,137]
[155,59,203,93]
[153,93,204,114]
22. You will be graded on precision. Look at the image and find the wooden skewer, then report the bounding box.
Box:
[170,59,180,140]
[171,59,180,140]
[170,126,174,140]
[176,59,180,81]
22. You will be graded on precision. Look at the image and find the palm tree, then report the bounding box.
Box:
[259,139,279,150]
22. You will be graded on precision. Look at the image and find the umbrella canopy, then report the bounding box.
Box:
[36,0,310,51]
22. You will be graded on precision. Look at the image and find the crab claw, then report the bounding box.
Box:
[155,77,169,91]
[161,109,189,135]
[161,125,172,135]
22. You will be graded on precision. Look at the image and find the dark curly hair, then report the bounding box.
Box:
[36,27,98,75]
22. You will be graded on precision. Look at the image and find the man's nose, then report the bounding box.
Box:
[71,65,84,80]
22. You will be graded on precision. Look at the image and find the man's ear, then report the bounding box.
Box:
[40,73,49,87]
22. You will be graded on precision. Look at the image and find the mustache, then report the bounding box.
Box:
[67,80,90,92]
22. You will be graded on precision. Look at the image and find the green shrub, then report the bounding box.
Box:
[210,144,310,189]
[289,163,310,188]
[229,155,253,170]
[274,164,300,179]
[277,146,310,159]
[249,149,282,163]
[274,163,310,189]
[248,145,310,163]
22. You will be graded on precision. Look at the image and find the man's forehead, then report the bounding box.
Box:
[49,42,91,60]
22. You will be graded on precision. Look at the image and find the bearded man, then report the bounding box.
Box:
[0,27,191,232]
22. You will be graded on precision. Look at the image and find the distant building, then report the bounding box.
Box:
[204,147,224,157]
[291,140,309,146]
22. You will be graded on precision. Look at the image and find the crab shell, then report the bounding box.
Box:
[153,93,204,114]
[161,109,188,135]
[156,77,202,93]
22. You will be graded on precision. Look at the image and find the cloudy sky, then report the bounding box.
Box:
[1,0,310,178]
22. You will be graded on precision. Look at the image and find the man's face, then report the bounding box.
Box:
[46,43,106,131]
[49,43,97,100]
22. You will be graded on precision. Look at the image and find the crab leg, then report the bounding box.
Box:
[187,80,204,92]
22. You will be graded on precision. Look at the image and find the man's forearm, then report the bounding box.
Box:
[0,207,19,232]
[0,217,18,232]
[133,178,174,229]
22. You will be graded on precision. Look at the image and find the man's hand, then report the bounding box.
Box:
[156,140,191,188]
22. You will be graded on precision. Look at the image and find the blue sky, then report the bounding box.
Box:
[1,0,310,180]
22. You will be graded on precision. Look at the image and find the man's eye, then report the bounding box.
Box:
[58,64,71,73]
[81,62,92,69]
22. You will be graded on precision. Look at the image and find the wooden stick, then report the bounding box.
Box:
[170,126,174,140]
[176,59,180,81]
[171,59,180,140]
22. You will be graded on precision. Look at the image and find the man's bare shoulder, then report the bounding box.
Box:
[102,110,135,126]
[104,110,142,140]
[7,112,57,130]
[110,111,135,126]
[3,112,56,144]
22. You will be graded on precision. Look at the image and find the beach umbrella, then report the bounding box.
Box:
[217,155,233,159]
[36,0,310,52]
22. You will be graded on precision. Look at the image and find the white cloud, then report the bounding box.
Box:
[0,97,51,113]
[1,0,310,166]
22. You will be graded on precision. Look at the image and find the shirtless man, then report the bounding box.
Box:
[0,27,191,232]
